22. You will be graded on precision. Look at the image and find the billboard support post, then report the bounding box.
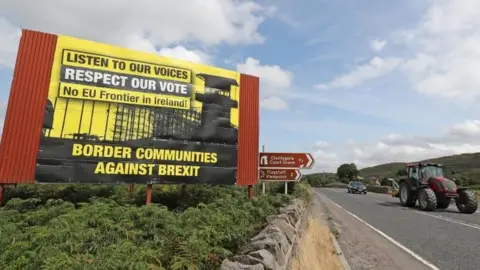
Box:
[0,185,4,206]
[248,185,254,200]
[262,145,266,195]
[146,184,152,205]
[128,184,134,193]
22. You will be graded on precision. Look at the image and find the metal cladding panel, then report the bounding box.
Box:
[0,30,58,184]
[236,74,259,186]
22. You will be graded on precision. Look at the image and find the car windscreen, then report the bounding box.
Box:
[351,182,364,187]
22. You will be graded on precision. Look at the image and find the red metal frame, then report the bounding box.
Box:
[0,30,57,184]
[237,74,260,186]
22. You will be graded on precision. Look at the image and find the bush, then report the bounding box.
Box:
[469,184,480,191]
[302,173,337,187]
[324,182,348,188]
[367,185,391,194]
[292,182,313,203]
[0,183,307,269]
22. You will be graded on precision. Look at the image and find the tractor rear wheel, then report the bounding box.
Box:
[399,182,416,207]
[437,198,451,209]
[418,188,437,211]
[455,189,478,214]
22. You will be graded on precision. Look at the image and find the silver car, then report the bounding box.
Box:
[347,181,367,194]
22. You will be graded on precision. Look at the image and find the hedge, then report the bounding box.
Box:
[366,185,391,194]
[324,182,348,188]
[0,183,310,270]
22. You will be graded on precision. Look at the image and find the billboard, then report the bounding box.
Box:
[0,30,260,186]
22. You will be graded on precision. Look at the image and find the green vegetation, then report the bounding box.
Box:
[336,163,359,182]
[302,172,338,187]
[0,182,311,270]
[359,152,480,188]
[302,163,360,188]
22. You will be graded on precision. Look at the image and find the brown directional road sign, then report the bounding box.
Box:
[259,169,302,181]
[259,152,315,169]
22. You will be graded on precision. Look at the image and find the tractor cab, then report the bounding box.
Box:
[406,162,445,187]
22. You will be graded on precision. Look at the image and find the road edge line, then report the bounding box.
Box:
[329,232,352,270]
[314,190,440,270]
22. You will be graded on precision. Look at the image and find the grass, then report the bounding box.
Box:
[291,218,343,270]
[330,227,340,240]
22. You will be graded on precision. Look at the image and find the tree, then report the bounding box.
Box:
[302,173,336,187]
[336,163,359,182]
[380,176,391,186]
[396,168,407,176]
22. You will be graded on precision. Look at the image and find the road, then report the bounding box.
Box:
[314,188,480,270]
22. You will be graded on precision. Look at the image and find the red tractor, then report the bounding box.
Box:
[396,162,477,214]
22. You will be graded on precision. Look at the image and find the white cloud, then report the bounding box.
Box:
[396,0,480,102]
[157,46,211,64]
[317,119,480,172]
[0,0,273,46]
[314,140,330,149]
[260,96,288,110]
[0,17,21,68]
[312,149,339,172]
[236,57,294,110]
[0,0,275,66]
[237,57,293,93]
[315,1,480,104]
[123,34,211,64]
[315,57,403,89]
[369,38,387,52]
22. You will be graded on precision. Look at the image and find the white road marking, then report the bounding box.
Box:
[314,190,440,270]
[415,211,480,231]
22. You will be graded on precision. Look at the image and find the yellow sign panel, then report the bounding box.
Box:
[47,35,241,141]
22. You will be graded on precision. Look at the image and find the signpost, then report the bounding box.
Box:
[259,169,302,181]
[259,153,315,169]
[259,152,315,194]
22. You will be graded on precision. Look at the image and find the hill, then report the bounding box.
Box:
[359,152,480,187]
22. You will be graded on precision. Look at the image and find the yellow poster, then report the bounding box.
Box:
[45,35,241,142]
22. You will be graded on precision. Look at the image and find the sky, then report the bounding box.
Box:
[1,0,480,172]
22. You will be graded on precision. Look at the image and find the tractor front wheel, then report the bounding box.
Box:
[418,188,437,211]
[399,182,416,207]
[455,189,478,214]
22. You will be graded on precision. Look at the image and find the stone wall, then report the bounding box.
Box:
[220,198,309,270]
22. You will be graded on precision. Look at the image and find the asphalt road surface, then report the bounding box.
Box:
[314,188,480,270]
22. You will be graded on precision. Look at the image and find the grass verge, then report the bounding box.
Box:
[291,217,344,270]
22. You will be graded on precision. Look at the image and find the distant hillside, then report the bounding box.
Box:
[359,153,480,186]
[304,172,337,177]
